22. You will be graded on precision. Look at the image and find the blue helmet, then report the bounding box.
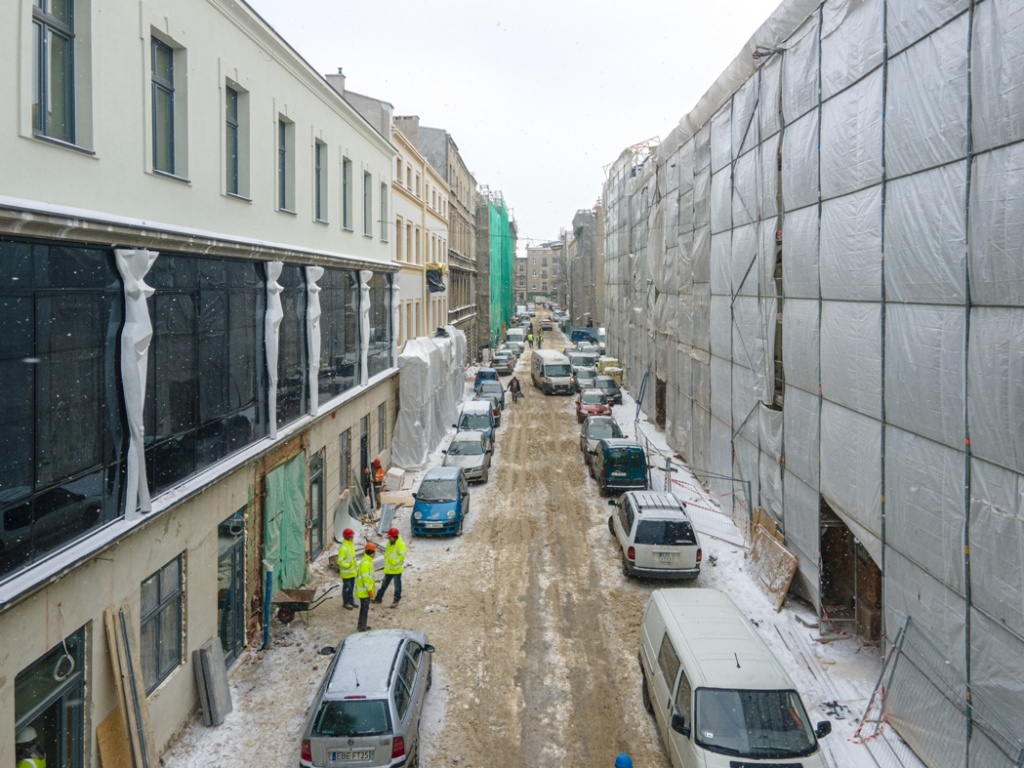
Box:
[614,754,633,768]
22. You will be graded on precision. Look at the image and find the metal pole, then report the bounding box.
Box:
[263,562,274,649]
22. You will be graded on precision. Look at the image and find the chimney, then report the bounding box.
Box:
[325,67,345,96]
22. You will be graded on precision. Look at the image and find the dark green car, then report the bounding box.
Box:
[590,438,649,496]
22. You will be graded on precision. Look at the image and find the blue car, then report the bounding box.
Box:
[411,467,471,537]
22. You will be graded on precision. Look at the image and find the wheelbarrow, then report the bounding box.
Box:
[271,583,340,624]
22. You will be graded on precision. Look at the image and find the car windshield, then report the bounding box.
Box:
[545,364,572,377]
[694,689,818,758]
[313,699,390,737]
[460,414,491,430]
[587,421,623,440]
[577,371,596,382]
[417,478,459,502]
[608,447,645,467]
[581,392,607,405]
[635,518,696,545]
[448,439,483,456]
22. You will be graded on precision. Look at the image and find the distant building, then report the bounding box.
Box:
[525,241,563,308]
[566,205,604,325]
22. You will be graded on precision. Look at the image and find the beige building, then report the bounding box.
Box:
[524,241,564,308]
[0,0,399,764]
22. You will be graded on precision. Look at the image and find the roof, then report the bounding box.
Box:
[460,400,492,414]
[624,491,685,514]
[326,629,427,698]
[599,438,643,449]
[652,589,794,691]
[450,431,486,444]
[422,466,463,481]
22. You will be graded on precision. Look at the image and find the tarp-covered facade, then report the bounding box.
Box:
[488,197,515,347]
[603,0,1024,764]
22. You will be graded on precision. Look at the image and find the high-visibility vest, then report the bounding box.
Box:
[355,553,376,598]
[384,537,407,575]
[17,757,46,768]
[373,466,385,484]
[336,539,357,579]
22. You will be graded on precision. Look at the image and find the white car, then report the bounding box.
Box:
[442,431,492,484]
[607,491,702,580]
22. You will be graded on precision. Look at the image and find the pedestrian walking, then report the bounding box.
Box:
[537,330,544,349]
[375,527,407,608]
[336,528,358,609]
[355,542,377,631]
[526,331,534,349]
[614,754,633,768]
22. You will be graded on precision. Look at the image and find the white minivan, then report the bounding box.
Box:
[530,350,574,395]
[639,589,831,768]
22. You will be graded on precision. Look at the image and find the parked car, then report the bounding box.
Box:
[593,375,622,405]
[300,629,435,768]
[540,318,553,331]
[500,341,524,359]
[474,367,499,392]
[442,431,492,484]
[580,415,625,466]
[576,389,612,423]
[591,438,649,496]
[608,491,702,580]
[573,367,598,392]
[491,353,514,375]
[477,379,506,410]
[576,342,599,354]
[455,400,495,450]
[472,392,502,428]
[411,466,470,536]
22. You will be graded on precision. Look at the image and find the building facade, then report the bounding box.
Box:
[0,1,399,764]
[566,206,604,326]
[524,241,563,308]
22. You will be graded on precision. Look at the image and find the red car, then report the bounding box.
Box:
[575,389,611,423]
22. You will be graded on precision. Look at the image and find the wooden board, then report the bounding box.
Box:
[748,524,799,611]
[97,706,133,768]
[104,605,156,768]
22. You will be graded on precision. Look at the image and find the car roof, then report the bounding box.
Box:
[327,629,429,698]
[584,415,617,426]
[580,388,604,396]
[460,400,492,414]
[595,375,618,385]
[423,466,463,481]
[477,367,498,374]
[451,431,485,443]
[600,438,643,449]
[479,379,502,388]
[623,491,687,514]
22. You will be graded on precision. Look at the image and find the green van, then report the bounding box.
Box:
[591,438,650,496]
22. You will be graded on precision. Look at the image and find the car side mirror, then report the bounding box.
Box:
[671,712,690,737]
[815,720,832,738]
[607,499,617,507]
[441,450,448,455]
[412,492,418,500]
[424,644,436,653]
[318,645,337,656]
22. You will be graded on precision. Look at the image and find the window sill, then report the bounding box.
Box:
[314,217,329,225]
[32,132,96,156]
[225,192,252,202]
[153,169,191,184]
[278,207,297,216]
[342,225,354,233]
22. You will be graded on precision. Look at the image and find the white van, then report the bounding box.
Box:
[639,589,832,768]
[507,327,525,344]
[530,350,574,395]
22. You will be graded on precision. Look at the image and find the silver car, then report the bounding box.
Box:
[607,491,702,580]
[579,415,624,467]
[300,629,435,768]
[442,430,492,483]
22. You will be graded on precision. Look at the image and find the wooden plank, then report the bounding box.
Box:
[748,525,799,611]
[104,607,142,768]
[118,606,155,768]
[97,706,133,768]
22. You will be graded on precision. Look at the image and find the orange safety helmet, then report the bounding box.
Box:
[364,542,377,553]
[387,527,400,539]
[342,528,354,540]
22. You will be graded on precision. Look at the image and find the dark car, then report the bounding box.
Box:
[591,438,649,496]
[477,379,506,410]
[491,353,514,376]
[593,375,622,405]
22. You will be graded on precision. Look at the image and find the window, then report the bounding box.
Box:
[342,157,353,229]
[276,265,307,427]
[217,508,245,664]
[657,635,680,691]
[406,222,414,264]
[15,627,86,767]
[0,238,125,580]
[415,173,421,197]
[225,86,239,194]
[367,272,391,377]
[151,38,175,174]
[395,217,403,261]
[314,140,327,222]
[377,402,386,452]
[141,555,184,693]
[380,182,388,241]
[339,429,351,489]
[406,166,412,189]
[317,268,360,404]
[395,157,403,179]
[362,172,373,235]
[32,0,75,142]
[278,118,295,212]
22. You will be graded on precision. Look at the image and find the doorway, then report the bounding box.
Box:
[218,508,246,664]
[819,500,882,642]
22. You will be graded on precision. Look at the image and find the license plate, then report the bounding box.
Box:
[426,522,443,529]
[332,749,372,761]
[657,552,678,562]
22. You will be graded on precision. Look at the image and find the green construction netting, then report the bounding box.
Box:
[488,198,515,347]
[264,453,310,593]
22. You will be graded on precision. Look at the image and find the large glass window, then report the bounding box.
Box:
[317,268,360,404]
[276,265,307,428]
[32,0,75,142]
[141,555,183,693]
[367,272,392,378]
[151,38,175,174]
[15,626,86,767]
[144,255,267,496]
[0,238,125,580]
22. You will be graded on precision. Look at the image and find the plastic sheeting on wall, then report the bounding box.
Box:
[264,453,310,593]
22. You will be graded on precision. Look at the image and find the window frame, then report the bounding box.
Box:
[277,117,296,213]
[141,554,185,694]
[32,0,76,143]
[225,85,239,195]
[151,37,175,175]
[342,157,353,230]
[362,171,373,236]
[314,139,328,222]
[380,181,388,241]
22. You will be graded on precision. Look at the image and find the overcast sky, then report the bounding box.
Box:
[246,0,783,250]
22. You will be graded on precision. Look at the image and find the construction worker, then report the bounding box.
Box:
[374,527,406,608]
[526,331,534,349]
[355,542,377,632]
[372,458,386,498]
[537,329,544,349]
[16,726,46,768]
[336,528,358,610]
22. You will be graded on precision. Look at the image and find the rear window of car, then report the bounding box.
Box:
[635,518,697,546]
[313,699,390,737]
[460,414,491,430]
[608,447,646,467]
[588,421,623,439]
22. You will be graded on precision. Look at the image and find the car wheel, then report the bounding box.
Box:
[588,462,595,480]
[642,673,653,714]
[456,518,464,536]
[427,665,433,691]
[622,554,632,579]
[482,466,489,483]
[608,516,615,536]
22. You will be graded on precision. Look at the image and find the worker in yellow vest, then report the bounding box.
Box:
[336,528,358,610]
[355,542,377,632]
[16,727,46,768]
[374,527,407,608]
